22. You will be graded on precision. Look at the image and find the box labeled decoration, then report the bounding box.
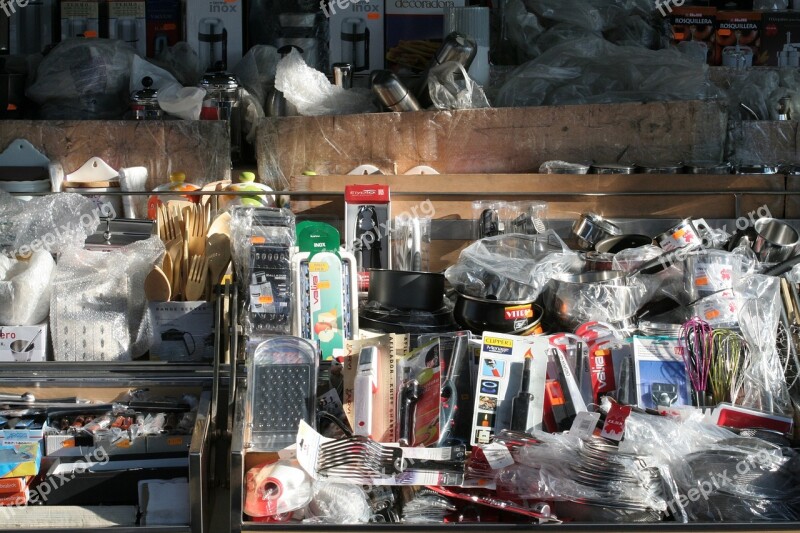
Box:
[60,0,100,40]
[0,324,47,363]
[148,302,214,362]
[328,0,385,73]
[385,0,466,71]
[0,442,41,479]
[632,336,692,411]
[186,0,243,72]
[669,6,716,64]
[761,11,800,67]
[470,333,547,446]
[145,0,180,57]
[108,0,147,57]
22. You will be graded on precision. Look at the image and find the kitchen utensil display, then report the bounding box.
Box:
[341,17,369,72]
[572,213,622,250]
[453,293,543,336]
[371,71,421,112]
[679,317,713,407]
[198,17,227,72]
[199,70,242,161]
[247,336,318,452]
[367,269,444,312]
[752,218,799,263]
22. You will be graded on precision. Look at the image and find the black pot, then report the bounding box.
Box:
[368,269,445,311]
[595,234,653,254]
[453,292,544,335]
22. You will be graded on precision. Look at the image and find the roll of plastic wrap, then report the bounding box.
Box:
[243,460,312,518]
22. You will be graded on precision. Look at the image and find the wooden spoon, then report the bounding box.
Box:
[144,266,171,301]
[207,212,231,238]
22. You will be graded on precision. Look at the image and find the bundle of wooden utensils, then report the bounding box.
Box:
[144,201,232,302]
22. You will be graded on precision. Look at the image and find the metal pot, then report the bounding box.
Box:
[572,213,623,250]
[635,164,683,174]
[752,218,799,263]
[655,218,703,253]
[684,162,731,175]
[595,234,653,254]
[590,164,635,175]
[453,293,544,336]
[368,269,445,311]
[129,76,163,120]
[582,251,615,272]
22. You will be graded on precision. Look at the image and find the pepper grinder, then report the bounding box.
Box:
[266,45,302,117]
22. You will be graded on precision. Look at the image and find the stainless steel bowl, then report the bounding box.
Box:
[572,213,623,250]
[752,218,799,263]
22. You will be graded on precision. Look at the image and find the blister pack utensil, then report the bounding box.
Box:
[247,336,318,452]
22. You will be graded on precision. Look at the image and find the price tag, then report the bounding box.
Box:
[569,411,601,440]
[318,388,345,418]
[482,442,514,470]
[600,403,631,442]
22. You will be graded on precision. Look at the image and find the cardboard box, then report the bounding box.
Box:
[148,301,214,362]
[714,11,761,66]
[60,0,100,40]
[385,0,465,71]
[761,11,800,67]
[0,442,41,479]
[9,0,57,55]
[145,0,181,57]
[186,0,243,72]
[328,0,385,73]
[0,324,47,362]
[0,418,47,443]
[108,0,147,57]
[669,6,717,64]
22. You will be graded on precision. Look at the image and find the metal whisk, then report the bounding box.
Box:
[708,329,747,405]
[680,317,713,408]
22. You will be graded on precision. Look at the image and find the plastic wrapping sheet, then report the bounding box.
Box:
[523,0,643,32]
[495,37,722,108]
[502,0,545,61]
[50,237,164,361]
[444,232,580,301]
[151,42,204,87]
[304,481,372,524]
[605,15,664,50]
[0,121,231,191]
[0,192,99,258]
[27,39,137,119]
[275,49,376,116]
[233,45,281,109]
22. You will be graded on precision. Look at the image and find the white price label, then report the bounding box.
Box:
[569,411,601,441]
[482,442,514,470]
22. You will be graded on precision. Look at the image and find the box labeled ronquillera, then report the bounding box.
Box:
[714,11,761,67]
[669,6,716,64]
[108,0,147,57]
[0,324,47,362]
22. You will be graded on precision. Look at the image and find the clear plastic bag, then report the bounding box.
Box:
[27,39,136,119]
[275,49,376,116]
[525,0,634,32]
[50,236,164,361]
[444,232,580,301]
[304,481,371,524]
[244,459,313,518]
[495,36,721,108]
[151,42,204,87]
[232,45,281,109]
[427,62,490,110]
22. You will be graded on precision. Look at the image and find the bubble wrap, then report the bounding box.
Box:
[0,192,100,258]
[0,250,55,326]
[50,237,164,361]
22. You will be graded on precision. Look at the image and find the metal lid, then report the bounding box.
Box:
[734,164,779,175]
[199,71,238,90]
[371,70,420,112]
[434,31,478,69]
[590,163,636,174]
[130,76,158,105]
[684,161,731,174]
[635,164,683,174]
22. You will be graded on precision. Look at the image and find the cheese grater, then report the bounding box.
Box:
[247,336,318,452]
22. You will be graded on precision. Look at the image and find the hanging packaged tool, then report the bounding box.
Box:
[230,206,296,340]
[343,184,391,289]
[247,336,319,452]
[292,222,359,361]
